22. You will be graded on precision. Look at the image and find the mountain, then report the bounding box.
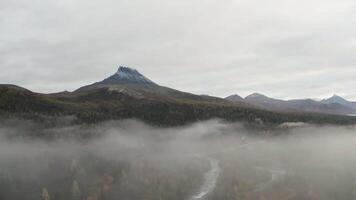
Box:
[322,95,349,105]
[75,66,228,104]
[225,94,244,102]
[321,95,356,111]
[1,66,356,126]
[226,93,356,115]
[245,93,281,104]
[77,66,157,92]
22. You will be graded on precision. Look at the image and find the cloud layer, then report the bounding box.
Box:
[1,0,356,99]
[1,119,356,199]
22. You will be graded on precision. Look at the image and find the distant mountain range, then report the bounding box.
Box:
[1,66,355,126]
[226,93,356,115]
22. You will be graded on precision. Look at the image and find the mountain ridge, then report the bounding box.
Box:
[1,66,356,126]
[225,93,356,115]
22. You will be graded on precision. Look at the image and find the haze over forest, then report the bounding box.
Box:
[1,119,356,200]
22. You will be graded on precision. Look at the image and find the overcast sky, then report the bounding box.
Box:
[1,0,356,100]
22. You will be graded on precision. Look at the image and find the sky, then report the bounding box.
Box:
[1,0,356,100]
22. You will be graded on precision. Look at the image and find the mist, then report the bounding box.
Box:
[1,119,356,200]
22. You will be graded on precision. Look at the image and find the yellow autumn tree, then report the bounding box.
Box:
[234,183,246,200]
[71,180,81,200]
[41,188,51,200]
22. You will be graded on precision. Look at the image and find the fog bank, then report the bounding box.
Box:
[0,119,356,200]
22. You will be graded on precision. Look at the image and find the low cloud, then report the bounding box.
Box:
[0,119,356,199]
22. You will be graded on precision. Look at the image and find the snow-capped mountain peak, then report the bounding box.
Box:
[116,66,139,76]
[101,66,156,85]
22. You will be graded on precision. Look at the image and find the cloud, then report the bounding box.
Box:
[1,0,356,100]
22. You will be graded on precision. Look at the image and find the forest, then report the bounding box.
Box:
[1,119,356,200]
